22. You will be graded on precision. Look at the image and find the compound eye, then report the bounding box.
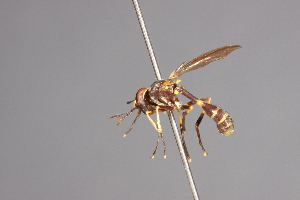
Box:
[139,89,145,96]
[135,88,148,104]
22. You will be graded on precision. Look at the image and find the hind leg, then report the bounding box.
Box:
[178,104,193,162]
[194,98,211,156]
[179,98,211,157]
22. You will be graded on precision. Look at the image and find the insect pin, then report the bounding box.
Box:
[109,45,241,161]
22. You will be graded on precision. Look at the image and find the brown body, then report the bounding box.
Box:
[110,45,241,161]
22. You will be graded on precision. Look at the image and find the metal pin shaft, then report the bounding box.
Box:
[131,1,200,199]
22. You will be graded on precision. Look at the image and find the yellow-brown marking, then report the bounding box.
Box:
[217,112,229,125]
[146,111,159,132]
[174,80,181,94]
[196,99,204,107]
[211,107,220,119]
[146,106,163,133]
[155,106,162,132]
[223,129,234,136]
[177,110,183,125]
[185,106,193,114]
[162,79,174,86]
[224,122,233,129]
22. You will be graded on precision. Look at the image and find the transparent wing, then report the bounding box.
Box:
[168,45,241,79]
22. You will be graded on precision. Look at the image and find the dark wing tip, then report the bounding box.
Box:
[229,45,242,51]
[230,45,242,48]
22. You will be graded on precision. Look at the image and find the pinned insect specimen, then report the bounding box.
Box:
[110,45,241,161]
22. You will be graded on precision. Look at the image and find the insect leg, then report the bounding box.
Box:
[161,132,166,159]
[199,97,211,104]
[155,106,166,158]
[194,98,211,156]
[146,111,160,132]
[178,105,194,162]
[195,111,206,156]
[177,111,189,159]
[147,106,166,159]
[180,98,211,156]
[151,131,166,159]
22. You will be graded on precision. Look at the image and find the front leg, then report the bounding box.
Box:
[146,106,166,159]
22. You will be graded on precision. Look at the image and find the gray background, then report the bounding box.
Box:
[1,1,299,199]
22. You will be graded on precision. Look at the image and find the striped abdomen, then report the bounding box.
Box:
[201,103,234,136]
